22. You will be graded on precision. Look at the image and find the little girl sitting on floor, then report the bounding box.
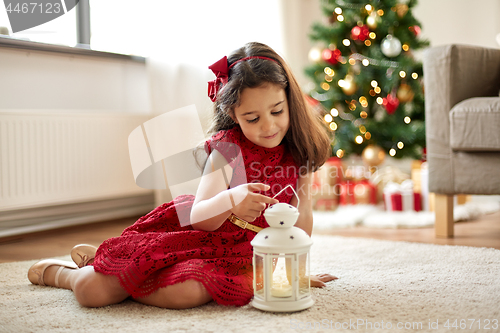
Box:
[28,42,336,308]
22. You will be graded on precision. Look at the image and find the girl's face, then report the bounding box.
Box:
[232,83,290,149]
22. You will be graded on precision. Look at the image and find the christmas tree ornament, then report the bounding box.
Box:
[251,185,314,312]
[322,48,342,65]
[351,25,370,41]
[362,144,386,167]
[328,12,337,24]
[394,4,408,17]
[381,35,402,58]
[382,94,400,114]
[409,25,421,37]
[339,74,357,95]
[308,47,322,63]
[397,83,415,103]
[366,12,379,29]
[386,67,394,78]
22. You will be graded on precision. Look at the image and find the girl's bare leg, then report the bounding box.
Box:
[133,280,212,309]
[42,265,212,309]
[43,265,130,307]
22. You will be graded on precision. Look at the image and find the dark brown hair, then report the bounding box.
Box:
[208,42,330,173]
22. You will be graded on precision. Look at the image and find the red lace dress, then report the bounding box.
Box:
[92,126,299,306]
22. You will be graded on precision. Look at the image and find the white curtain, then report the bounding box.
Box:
[90,0,321,111]
[92,1,281,116]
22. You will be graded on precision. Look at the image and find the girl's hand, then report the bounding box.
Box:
[310,274,338,288]
[229,183,278,222]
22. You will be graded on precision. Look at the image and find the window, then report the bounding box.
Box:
[0,2,78,47]
[1,0,284,60]
[88,0,284,60]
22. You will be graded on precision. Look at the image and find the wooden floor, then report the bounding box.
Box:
[0,211,499,263]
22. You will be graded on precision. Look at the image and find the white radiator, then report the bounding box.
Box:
[0,112,155,237]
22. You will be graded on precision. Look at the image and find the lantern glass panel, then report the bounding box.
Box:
[298,252,310,297]
[271,254,293,298]
[254,254,264,298]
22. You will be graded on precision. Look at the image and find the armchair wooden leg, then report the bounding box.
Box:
[435,194,454,238]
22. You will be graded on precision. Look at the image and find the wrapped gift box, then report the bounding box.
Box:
[312,157,343,210]
[339,179,377,205]
[313,157,343,187]
[383,180,422,211]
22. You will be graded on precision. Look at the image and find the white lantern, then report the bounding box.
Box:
[251,185,314,312]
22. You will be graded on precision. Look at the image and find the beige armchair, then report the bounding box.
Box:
[423,44,500,238]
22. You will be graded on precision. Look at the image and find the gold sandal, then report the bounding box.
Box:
[27,259,78,287]
[70,244,97,268]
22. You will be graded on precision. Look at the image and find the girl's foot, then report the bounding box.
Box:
[71,244,97,268]
[27,259,78,287]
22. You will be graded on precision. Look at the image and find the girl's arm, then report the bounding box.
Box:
[190,150,235,231]
[190,150,277,231]
[289,172,314,236]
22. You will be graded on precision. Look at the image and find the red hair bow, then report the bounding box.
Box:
[208,56,229,102]
[208,55,278,102]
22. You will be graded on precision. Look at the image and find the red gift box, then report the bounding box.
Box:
[383,180,422,211]
[312,157,343,210]
[339,179,377,205]
[313,157,343,187]
[387,192,422,211]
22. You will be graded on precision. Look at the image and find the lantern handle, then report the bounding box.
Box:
[272,184,300,208]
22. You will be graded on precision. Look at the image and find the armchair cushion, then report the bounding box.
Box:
[450,97,500,151]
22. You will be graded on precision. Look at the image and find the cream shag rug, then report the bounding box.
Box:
[1,235,499,333]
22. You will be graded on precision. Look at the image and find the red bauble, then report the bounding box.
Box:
[322,48,342,65]
[409,25,421,36]
[382,94,400,114]
[351,25,370,41]
[305,94,320,107]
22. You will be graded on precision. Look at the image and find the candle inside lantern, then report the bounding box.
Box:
[271,283,292,297]
[271,256,293,298]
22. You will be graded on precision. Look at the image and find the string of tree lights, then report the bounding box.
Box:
[305,0,429,162]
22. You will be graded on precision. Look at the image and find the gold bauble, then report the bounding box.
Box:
[341,75,357,95]
[397,83,415,103]
[366,12,379,29]
[395,4,408,17]
[362,144,386,167]
[308,47,322,63]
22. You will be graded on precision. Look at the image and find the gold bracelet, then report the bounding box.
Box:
[228,214,264,233]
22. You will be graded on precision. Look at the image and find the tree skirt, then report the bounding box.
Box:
[313,196,500,230]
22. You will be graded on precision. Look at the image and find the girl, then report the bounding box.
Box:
[27,42,336,309]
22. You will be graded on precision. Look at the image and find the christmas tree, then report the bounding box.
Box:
[305,0,429,162]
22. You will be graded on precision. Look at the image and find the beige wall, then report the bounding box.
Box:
[413,0,500,50]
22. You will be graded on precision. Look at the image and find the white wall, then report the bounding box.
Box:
[0,46,151,113]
